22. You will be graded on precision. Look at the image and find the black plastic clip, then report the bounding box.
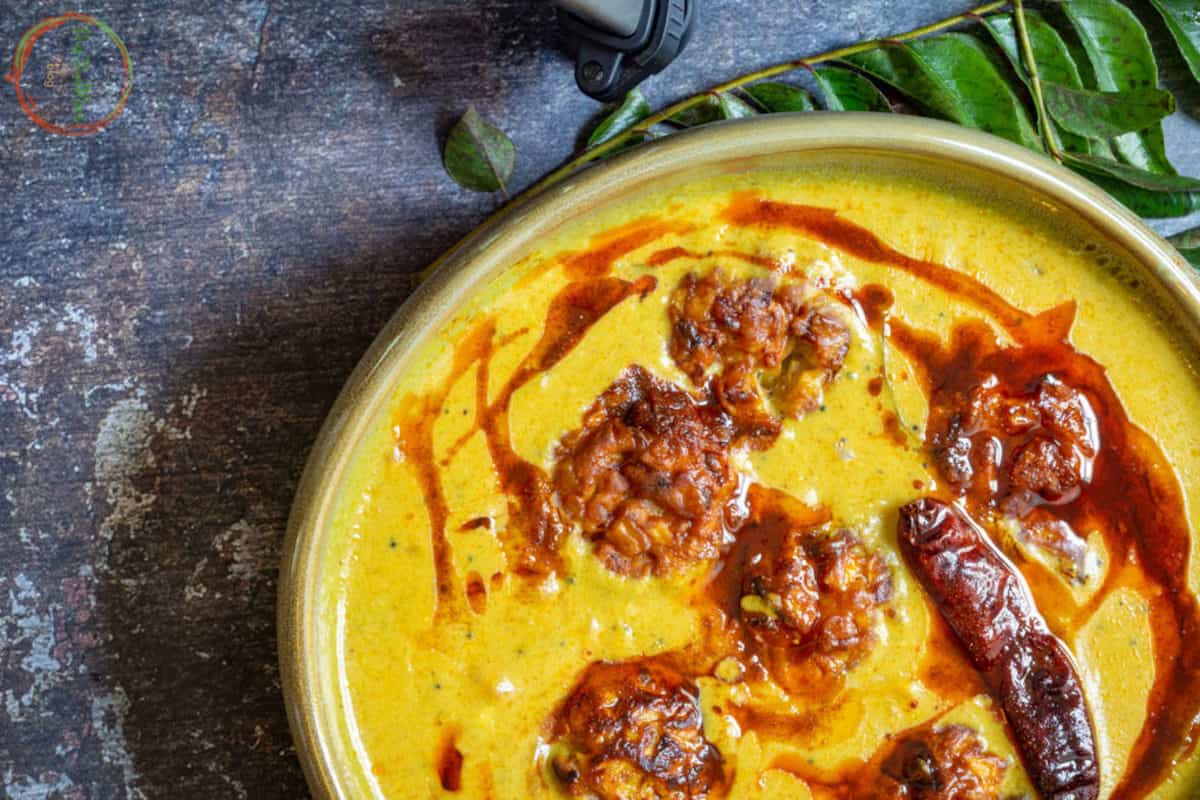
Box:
[559,0,696,103]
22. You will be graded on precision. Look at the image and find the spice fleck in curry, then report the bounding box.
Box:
[321,169,1200,798]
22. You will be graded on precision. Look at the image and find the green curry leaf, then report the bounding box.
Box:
[1174,245,1200,269]
[1043,83,1175,138]
[1064,151,1200,190]
[983,10,1110,156]
[1168,223,1200,269]
[1149,0,1200,84]
[1168,224,1200,269]
[1086,172,1200,216]
[842,44,962,120]
[846,34,1041,151]
[670,92,757,126]
[986,12,1082,89]
[812,66,893,111]
[1170,225,1200,249]
[1062,0,1175,174]
[442,106,516,195]
[743,81,816,112]
[588,89,651,147]
[669,96,723,126]
[718,92,758,119]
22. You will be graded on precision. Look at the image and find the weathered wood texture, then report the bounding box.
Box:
[1,1,1198,798]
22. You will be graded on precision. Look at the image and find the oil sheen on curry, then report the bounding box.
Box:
[323,169,1200,799]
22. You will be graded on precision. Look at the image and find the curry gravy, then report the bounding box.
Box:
[320,168,1200,798]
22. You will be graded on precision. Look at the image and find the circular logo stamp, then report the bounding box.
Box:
[6,13,133,136]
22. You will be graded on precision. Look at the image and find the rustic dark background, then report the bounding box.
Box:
[2,1,1198,798]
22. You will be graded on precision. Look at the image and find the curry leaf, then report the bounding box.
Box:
[1149,0,1200,84]
[718,92,758,119]
[588,89,651,147]
[843,44,962,120]
[443,106,515,195]
[845,34,1041,151]
[983,10,1109,156]
[1043,83,1175,138]
[986,12,1083,89]
[743,82,816,112]
[670,96,724,126]
[1063,151,1200,190]
[1062,0,1176,174]
[812,66,893,111]
[1080,173,1200,217]
[672,93,757,126]
[1064,141,1200,218]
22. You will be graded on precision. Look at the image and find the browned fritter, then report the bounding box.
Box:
[668,270,849,441]
[930,374,1098,516]
[550,659,726,800]
[553,366,744,577]
[871,724,1008,800]
[739,523,892,692]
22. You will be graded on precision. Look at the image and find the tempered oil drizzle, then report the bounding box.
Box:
[918,612,987,706]
[645,245,783,271]
[722,191,1031,332]
[394,320,496,621]
[560,217,691,279]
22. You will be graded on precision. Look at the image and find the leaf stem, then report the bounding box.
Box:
[1013,0,1061,160]
[522,0,1011,199]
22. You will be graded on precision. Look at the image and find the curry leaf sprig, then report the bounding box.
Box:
[442,0,1200,258]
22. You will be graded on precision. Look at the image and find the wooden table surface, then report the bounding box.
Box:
[2,1,1198,797]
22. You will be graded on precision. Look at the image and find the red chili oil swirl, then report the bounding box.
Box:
[392,321,497,621]
[560,217,692,279]
[721,192,1031,334]
[645,245,783,271]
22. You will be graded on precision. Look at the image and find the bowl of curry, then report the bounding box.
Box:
[279,114,1200,799]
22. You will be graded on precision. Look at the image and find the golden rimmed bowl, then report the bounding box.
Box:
[277,113,1200,799]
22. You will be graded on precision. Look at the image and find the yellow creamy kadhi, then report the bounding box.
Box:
[321,168,1200,799]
